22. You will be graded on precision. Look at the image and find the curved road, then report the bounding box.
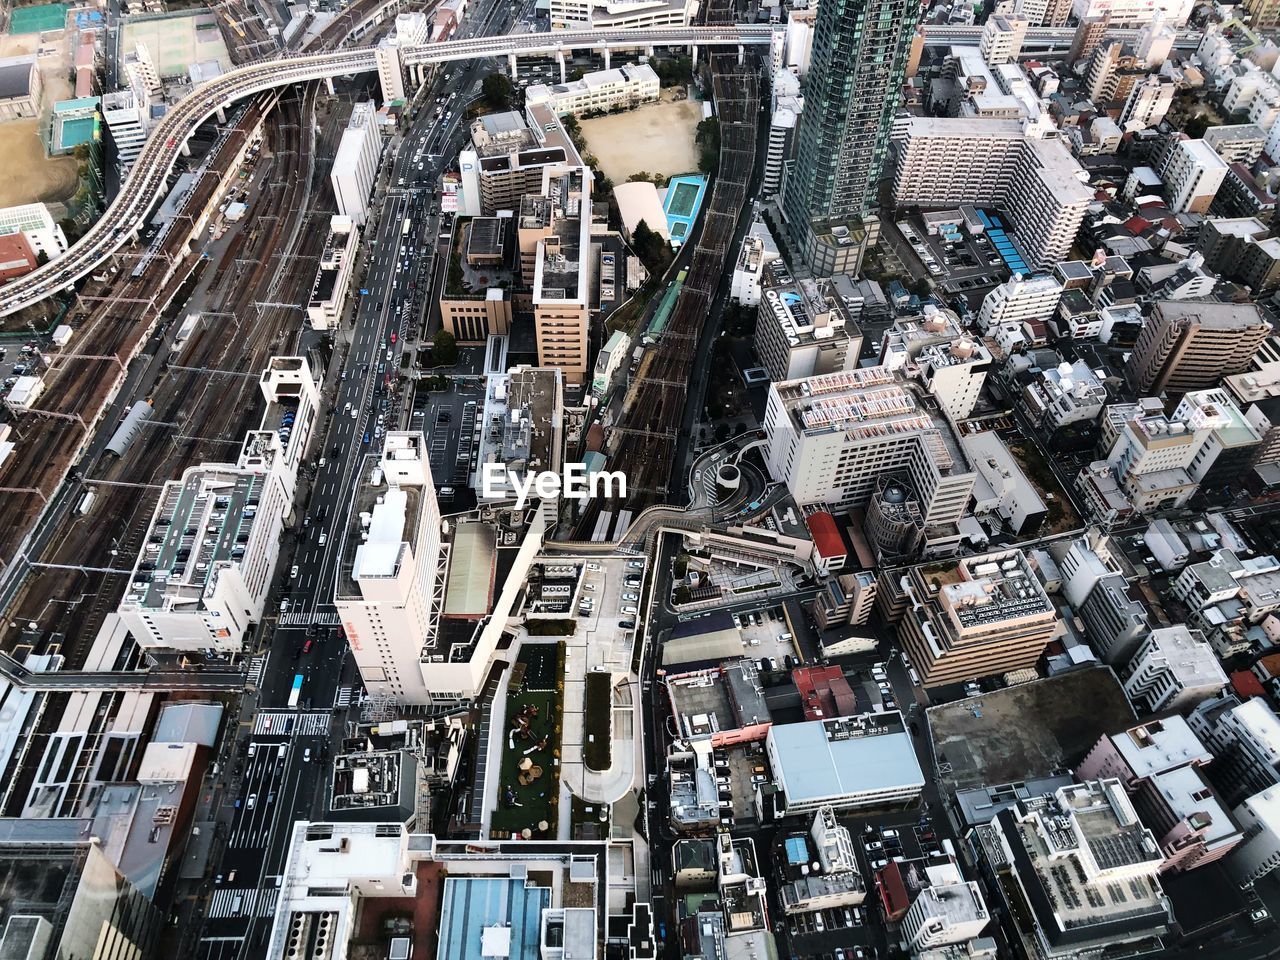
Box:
[0,24,773,318]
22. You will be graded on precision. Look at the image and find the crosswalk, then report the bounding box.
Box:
[334,686,353,709]
[278,609,341,627]
[253,710,332,736]
[246,656,266,688]
[207,887,279,919]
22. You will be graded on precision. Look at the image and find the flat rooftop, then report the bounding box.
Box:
[438,876,549,960]
[933,549,1054,630]
[770,713,924,804]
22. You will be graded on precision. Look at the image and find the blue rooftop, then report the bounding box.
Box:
[438,877,548,960]
[784,836,809,865]
[769,717,924,804]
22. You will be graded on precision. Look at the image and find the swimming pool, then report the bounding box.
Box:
[663,174,707,247]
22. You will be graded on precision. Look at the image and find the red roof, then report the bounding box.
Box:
[1232,671,1266,699]
[1124,215,1152,235]
[877,862,911,920]
[793,665,858,721]
[805,511,846,559]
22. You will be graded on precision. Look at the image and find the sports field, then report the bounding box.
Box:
[9,4,68,35]
[667,180,700,218]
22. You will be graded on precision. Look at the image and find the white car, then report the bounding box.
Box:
[622,592,638,601]
[621,604,637,614]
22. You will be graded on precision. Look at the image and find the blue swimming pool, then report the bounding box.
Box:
[663,175,708,247]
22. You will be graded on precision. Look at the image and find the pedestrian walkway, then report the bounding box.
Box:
[207,887,278,918]
[334,686,354,709]
[253,710,331,736]
[246,656,267,688]
[279,609,340,627]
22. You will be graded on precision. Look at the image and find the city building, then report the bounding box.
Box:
[1022,360,1108,433]
[1119,74,1176,131]
[524,62,658,115]
[0,231,37,281]
[763,367,976,531]
[439,216,515,343]
[753,278,863,382]
[1077,573,1152,664]
[763,69,803,198]
[306,216,359,330]
[1157,138,1229,213]
[330,101,383,225]
[1078,717,1214,789]
[812,570,879,629]
[1189,694,1280,807]
[980,15,1029,65]
[665,659,772,747]
[101,89,148,171]
[902,861,991,952]
[1197,217,1280,293]
[1070,0,1194,24]
[118,358,318,654]
[0,203,69,262]
[889,548,1063,687]
[1230,784,1280,885]
[1121,626,1229,714]
[962,431,1048,535]
[1204,124,1267,164]
[1244,0,1280,30]
[729,228,780,306]
[970,780,1173,960]
[548,0,698,30]
[764,713,924,814]
[531,165,594,384]
[893,118,1092,269]
[780,0,922,274]
[1174,389,1264,484]
[0,55,43,121]
[1102,401,1223,513]
[475,366,566,501]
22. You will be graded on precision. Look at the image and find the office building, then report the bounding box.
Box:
[549,0,697,30]
[764,713,925,814]
[1128,300,1271,395]
[1070,0,1194,24]
[1189,694,1280,807]
[902,862,991,951]
[764,69,803,198]
[970,780,1173,960]
[1077,574,1152,664]
[531,165,594,384]
[0,55,43,121]
[307,216,359,330]
[1158,138,1228,213]
[439,216,514,343]
[753,278,863,382]
[458,107,582,217]
[1078,717,1214,788]
[730,228,780,306]
[102,89,149,171]
[1119,75,1176,131]
[119,358,318,653]
[524,61,658,115]
[894,118,1092,269]
[780,0,922,274]
[330,101,382,225]
[1022,360,1108,433]
[963,430,1048,534]
[1102,402,1225,513]
[375,38,405,103]
[890,548,1063,687]
[1174,389,1263,483]
[980,15,1029,64]
[1231,784,1280,885]
[0,203,68,263]
[763,367,975,529]
[1122,626,1228,714]
[877,310,991,421]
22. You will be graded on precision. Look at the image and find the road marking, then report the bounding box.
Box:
[253,710,332,736]
[207,887,278,918]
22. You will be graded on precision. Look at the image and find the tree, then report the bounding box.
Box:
[432,329,459,366]
[1183,114,1211,139]
[695,118,720,174]
[631,219,669,272]
[481,72,516,111]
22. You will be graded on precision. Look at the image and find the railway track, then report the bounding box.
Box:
[594,0,759,525]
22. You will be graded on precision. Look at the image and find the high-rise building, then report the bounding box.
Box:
[330,101,383,225]
[1189,694,1280,807]
[901,862,991,951]
[980,15,1029,65]
[1119,74,1176,131]
[1244,0,1280,31]
[531,165,594,384]
[1121,625,1228,714]
[978,274,1064,332]
[780,0,921,275]
[1128,300,1272,395]
[763,69,803,198]
[753,277,863,382]
[1158,138,1229,213]
[1231,784,1280,885]
[888,548,1063,687]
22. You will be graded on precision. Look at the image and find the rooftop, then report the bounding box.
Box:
[1109,717,1213,781]
[769,713,924,804]
[935,550,1055,631]
[438,876,549,960]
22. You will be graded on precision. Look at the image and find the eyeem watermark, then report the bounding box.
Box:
[481,463,627,509]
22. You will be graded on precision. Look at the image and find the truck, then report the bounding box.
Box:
[76,491,96,515]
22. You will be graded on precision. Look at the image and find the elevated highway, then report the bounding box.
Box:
[0,24,773,318]
[0,651,243,691]
[921,23,1202,50]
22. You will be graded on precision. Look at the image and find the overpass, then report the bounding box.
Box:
[0,650,244,691]
[0,24,773,318]
[921,23,1203,51]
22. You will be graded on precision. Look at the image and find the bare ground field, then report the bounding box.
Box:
[0,119,79,207]
[578,97,703,184]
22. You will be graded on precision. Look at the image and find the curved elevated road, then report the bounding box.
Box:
[0,24,773,318]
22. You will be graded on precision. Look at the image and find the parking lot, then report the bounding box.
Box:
[709,741,769,826]
[731,604,801,669]
[409,383,485,503]
[0,337,49,396]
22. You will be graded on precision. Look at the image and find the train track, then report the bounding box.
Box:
[593,0,759,524]
[3,87,328,664]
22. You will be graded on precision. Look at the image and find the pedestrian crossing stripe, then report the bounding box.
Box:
[246,656,266,687]
[334,686,352,709]
[208,887,278,918]
[253,710,331,736]
[278,609,341,627]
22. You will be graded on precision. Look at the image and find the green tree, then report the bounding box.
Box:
[631,219,669,272]
[1183,114,1211,138]
[695,118,720,174]
[432,329,459,366]
[481,72,516,111]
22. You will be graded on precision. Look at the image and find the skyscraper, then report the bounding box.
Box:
[781,0,921,275]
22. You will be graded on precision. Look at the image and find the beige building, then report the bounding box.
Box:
[1128,300,1272,395]
[532,167,595,384]
[887,548,1063,687]
[439,216,514,343]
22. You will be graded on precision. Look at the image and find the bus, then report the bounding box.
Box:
[288,673,303,709]
[401,217,412,238]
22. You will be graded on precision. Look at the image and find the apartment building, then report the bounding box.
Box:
[1196,217,1280,293]
[1204,124,1267,164]
[1173,389,1263,484]
[330,101,382,225]
[763,367,975,529]
[978,274,1064,333]
[764,69,803,198]
[1078,573,1152,663]
[1021,360,1108,432]
[1128,300,1272,395]
[754,278,863,382]
[1071,0,1194,23]
[1158,138,1229,213]
[1189,694,1280,807]
[1172,549,1280,626]
[979,14,1029,64]
[1102,403,1223,513]
[119,358,318,654]
[548,0,696,30]
[458,107,582,217]
[1119,74,1176,131]
[1231,784,1280,886]
[1244,0,1280,30]
[532,166,594,385]
[1121,626,1228,714]
[524,62,658,115]
[901,861,991,951]
[892,117,1091,269]
[890,548,1063,687]
[307,216,359,330]
[1224,363,1280,470]
[970,780,1173,960]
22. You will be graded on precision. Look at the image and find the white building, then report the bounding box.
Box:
[1189,695,1280,806]
[979,274,1064,332]
[4,374,44,414]
[913,337,992,420]
[902,862,991,952]
[0,203,68,262]
[753,278,863,382]
[1134,16,1177,67]
[765,713,925,814]
[1070,0,1195,25]
[1103,403,1227,513]
[524,62,658,115]
[764,69,803,198]
[783,7,816,75]
[1119,75,1176,132]
[1159,138,1229,214]
[1022,360,1108,432]
[980,15,1029,65]
[962,430,1048,535]
[101,89,148,171]
[306,216,359,330]
[730,229,780,306]
[1122,626,1229,714]
[375,38,405,103]
[893,117,1092,269]
[119,358,318,653]
[763,367,975,527]
[1231,784,1280,886]
[549,0,698,30]
[330,101,383,225]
